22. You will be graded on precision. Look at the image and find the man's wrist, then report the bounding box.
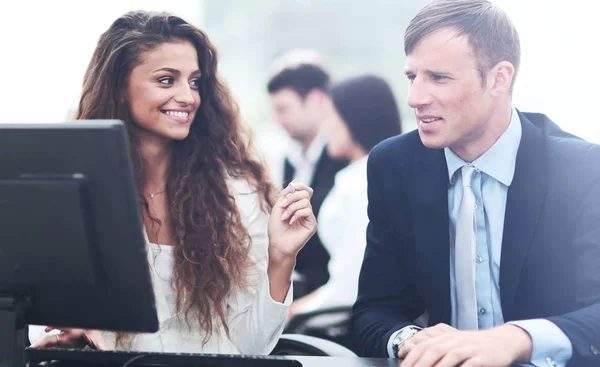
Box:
[499,324,533,363]
[392,326,422,358]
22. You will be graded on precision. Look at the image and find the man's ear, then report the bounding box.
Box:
[488,61,515,96]
[305,88,329,108]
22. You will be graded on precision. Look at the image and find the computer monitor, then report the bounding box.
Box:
[0,121,159,367]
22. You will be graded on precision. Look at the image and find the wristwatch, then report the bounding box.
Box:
[392,326,422,358]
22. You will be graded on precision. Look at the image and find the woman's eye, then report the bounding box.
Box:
[158,77,174,85]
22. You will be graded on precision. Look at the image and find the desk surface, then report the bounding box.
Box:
[27,356,400,367]
[288,356,399,367]
[27,355,400,367]
[289,357,526,367]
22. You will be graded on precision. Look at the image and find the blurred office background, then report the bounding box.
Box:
[0,0,598,143]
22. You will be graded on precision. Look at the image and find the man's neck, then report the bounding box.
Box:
[300,132,319,153]
[451,104,513,163]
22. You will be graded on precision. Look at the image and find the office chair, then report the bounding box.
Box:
[283,306,354,350]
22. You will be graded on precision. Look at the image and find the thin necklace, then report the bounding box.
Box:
[148,190,166,198]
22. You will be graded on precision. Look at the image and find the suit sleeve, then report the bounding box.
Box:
[547,146,600,365]
[351,148,426,357]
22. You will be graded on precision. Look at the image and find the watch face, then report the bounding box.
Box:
[393,333,404,346]
[394,327,422,351]
[399,328,414,339]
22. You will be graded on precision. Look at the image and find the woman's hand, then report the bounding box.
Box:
[30,327,109,350]
[267,181,317,302]
[268,181,317,261]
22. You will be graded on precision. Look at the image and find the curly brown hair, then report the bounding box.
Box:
[76,10,276,343]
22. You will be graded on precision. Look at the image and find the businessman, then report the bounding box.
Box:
[352,1,600,366]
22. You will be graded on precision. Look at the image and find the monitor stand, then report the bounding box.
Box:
[0,294,29,367]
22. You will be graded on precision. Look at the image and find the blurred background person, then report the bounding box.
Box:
[266,50,348,299]
[259,49,326,186]
[289,75,402,318]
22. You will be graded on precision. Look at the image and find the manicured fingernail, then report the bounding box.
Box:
[281,211,289,220]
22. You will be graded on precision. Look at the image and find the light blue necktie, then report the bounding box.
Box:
[455,165,478,330]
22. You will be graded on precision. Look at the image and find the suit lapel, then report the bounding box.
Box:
[413,147,452,324]
[500,113,548,320]
[309,148,328,188]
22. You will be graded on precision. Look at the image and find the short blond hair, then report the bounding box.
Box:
[405,0,520,90]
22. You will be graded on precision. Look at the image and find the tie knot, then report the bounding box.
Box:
[461,165,475,188]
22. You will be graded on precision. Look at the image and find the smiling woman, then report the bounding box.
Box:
[125,41,202,142]
[28,10,318,355]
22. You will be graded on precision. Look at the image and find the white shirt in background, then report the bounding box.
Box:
[303,156,369,311]
[284,135,327,186]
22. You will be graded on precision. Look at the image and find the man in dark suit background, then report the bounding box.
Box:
[352,1,600,366]
[267,50,348,316]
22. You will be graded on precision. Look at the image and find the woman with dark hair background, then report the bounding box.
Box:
[289,75,402,317]
[29,10,316,354]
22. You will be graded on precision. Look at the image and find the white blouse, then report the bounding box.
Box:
[302,156,369,312]
[29,178,292,355]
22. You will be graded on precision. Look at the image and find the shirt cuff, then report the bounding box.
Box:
[508,319,573,367]
[387,325,420,358]
[267,276,293,306]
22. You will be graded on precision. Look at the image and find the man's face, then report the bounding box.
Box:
[270,88,320,143]
[405,28,495,155]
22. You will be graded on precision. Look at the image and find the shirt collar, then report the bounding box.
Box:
[445,107,522,186]
[286,134,327,167]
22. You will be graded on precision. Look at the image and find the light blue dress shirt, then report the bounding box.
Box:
[388,108,573,367]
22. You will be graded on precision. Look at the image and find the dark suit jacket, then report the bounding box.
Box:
[352,111,600,366]
[284,148,348,296]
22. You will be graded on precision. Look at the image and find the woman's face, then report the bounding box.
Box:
[125,40,202,143]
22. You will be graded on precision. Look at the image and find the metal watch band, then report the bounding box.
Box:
[392,326,422,358]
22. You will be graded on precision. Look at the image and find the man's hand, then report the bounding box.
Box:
[398,323,457,358]
[400,324,533,367]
